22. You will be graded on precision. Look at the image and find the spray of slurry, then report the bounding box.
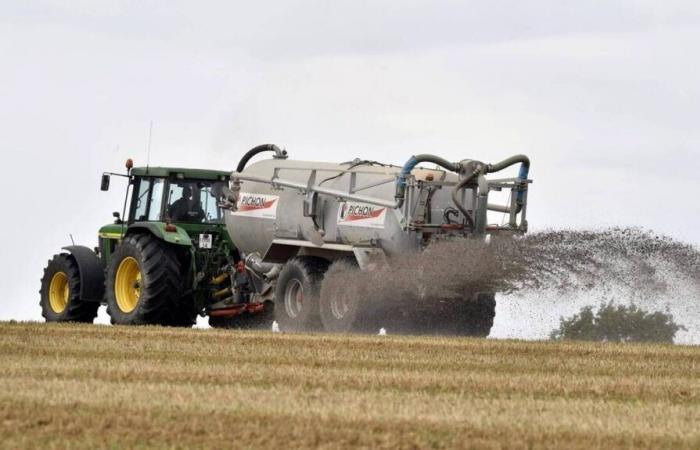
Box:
[320,228,700,340]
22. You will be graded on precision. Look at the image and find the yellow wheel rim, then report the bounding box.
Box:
[49,271,69,313]
[115,257,142,313]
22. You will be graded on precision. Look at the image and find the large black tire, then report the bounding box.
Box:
[106,233,195,327]
[39,254,100,323]
[386,293,496,337]
[443,293,496,337]
[274,256,330,332]
[319,258,378,333]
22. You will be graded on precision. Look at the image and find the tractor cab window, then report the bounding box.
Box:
[148,180,165,221]
[166,181,225,224]
[132,178,165,222]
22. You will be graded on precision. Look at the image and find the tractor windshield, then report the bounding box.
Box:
[166,180,226,224]
[132,178,166,222]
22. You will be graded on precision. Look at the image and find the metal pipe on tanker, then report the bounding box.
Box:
[451,155,531,231]
[474,174,490,233]
[486,154,530,174]
[487,155,530,212]
[487,203,512,214]
[395,154,460,208]
[245,253,281,280]
[450,169,480,230]
[232,173,400,209]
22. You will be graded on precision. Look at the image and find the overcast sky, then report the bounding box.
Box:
[1,1,698,337]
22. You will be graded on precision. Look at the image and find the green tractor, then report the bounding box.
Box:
[39,159,272,328]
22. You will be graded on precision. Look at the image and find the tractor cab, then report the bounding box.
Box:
[97,165,233,270]
[125,167,229,225]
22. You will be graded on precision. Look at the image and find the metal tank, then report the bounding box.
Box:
[224,145,531,267]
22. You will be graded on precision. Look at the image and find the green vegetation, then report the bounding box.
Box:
[0,322,698,449]
[551,302,686,343]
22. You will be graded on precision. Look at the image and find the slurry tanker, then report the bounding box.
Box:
[40,144,531,335]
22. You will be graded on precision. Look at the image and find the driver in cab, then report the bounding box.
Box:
[168,186,205,222]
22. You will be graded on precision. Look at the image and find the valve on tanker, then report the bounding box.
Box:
[218,186,238,210]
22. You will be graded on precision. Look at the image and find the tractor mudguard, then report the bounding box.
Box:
[61,245,106,303]
[126,222,193,247]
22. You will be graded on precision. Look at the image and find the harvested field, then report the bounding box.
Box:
[0,322,698,449]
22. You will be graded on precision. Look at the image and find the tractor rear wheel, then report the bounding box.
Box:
[273,256,330,332]
[39,254,100,323]
[106,233,194,327]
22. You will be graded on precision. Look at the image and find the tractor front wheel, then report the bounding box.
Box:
[39,254,99,323]
[106,233,194,327]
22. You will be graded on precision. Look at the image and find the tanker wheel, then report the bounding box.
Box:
[274,256,330,332]
[449,293,496,337]
[209,303,274,330]
[39,254,99,323]
[106,234,195,327]
[319,258,377,333]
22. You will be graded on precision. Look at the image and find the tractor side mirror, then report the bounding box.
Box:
[101,174,111,191]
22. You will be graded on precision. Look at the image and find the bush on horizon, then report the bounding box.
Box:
[550,302,685,343]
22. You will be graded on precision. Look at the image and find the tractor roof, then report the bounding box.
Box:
[131,167,230,180]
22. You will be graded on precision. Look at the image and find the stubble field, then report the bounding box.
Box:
[0,322,698,449]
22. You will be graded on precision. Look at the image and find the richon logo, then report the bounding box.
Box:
[340,204,385,221]
[238,196,277,212]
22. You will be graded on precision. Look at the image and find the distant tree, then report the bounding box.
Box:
[550,302,685,343]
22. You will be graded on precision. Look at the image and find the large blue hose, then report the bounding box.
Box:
[397,156,419,188]
[489,155,530,209]
[516,163,529,206]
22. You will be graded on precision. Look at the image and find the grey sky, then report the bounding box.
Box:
[2,1,699,335]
